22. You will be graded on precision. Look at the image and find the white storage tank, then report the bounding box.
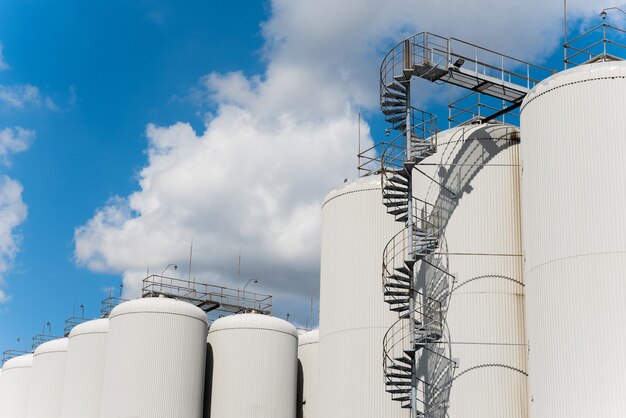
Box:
[413,123,527,418]
[99,298,208,418]
[520,60,626,417]
[207,312,298,418]
[60,318,109,418]
[0,353,34,418]
[27,338,69,418]
[298,330,319,418]
[318,175,406,418]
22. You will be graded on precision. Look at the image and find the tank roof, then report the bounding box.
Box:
[68,317,109,338]
[298,329,319,346]
[1,353,33,370]
[209,313,297,338]
[34,338,68,356]
[522,60,626,110]
[110,297,208,324]
[323,175,381,206]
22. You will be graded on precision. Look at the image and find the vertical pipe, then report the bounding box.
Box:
[602,23,606,56]
[563,0,567,70]
[357,112,361,177]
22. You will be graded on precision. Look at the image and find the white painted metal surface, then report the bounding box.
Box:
[60,318,109,418]
[298,330,319,418]
[207,313,298,418]
[0,354,33,418]
[99,298,208,418]
[318,176,407,418]
[415,124,527,418]
[520,60,626,418]
[27,338,69,418]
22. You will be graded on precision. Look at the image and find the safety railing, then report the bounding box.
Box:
[1,349,29,366]
[31,333,60,351]
[380,32,555,108]
[448,91,520,127]
[100,296,129,317]
[565,22,626,67]
[141,274,272,315]
[380,108,438,171]
[63,316,89,337]
[383,304,455,415]
[382,210,442,281]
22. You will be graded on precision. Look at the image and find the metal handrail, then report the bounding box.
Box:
[564,22,626,66]
[63,316,89,337]
[380,31,555,111]
[2,349,29,366]
[382,305,455,415]
[100,296,129,317]
[141,274,272,314]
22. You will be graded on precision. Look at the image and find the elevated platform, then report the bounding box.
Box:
[380,32,555,124]
[141,274,272,315]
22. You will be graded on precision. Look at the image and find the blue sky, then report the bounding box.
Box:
[0,0,620,351]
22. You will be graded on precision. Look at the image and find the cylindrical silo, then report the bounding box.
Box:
[207,313,298,418]
[27,338,69,418]
[318,175,405,418]
[520,60,626,417]
[413,123,527,418]
[0,353,34,418]
[298,330,319,418]
[99,298,208,418]
[60,318,109,418]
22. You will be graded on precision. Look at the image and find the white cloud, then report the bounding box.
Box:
[0,127,35,166]
[74,0,622,321]
[0,176,28,303]
[0,84,58,110]
[0,84,41,108]
[0,42,8,71]
[0,127,33,303]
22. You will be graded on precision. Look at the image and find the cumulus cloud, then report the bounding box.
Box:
[74,0,619,321]
[0,84,58,110]
[0,127,35,166]
[0,127,33,303]
[0,176,28,302]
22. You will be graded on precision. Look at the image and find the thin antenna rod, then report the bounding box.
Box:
[238,249,241,277]
[188,238,194,281]
[357,112,361,176]
[310,298,314,330]
[563,0,567,70]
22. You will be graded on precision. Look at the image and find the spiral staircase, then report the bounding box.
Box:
[377,32,555,418]
[380,39,455,418]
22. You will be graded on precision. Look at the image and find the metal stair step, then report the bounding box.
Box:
[383,91,406,100]
[382,184,408,193]
[382,100,405,108]
[386,298,410,305]
[386,274,410,283]
[386,114,405,124]
[383,200,408,208]
[384,290,409,296]
[390,363,412,372]
[386,381,412,387]
[393,74,410,82]
[390,305,409,312]
[394,356,414,365]
[387,388,411,394]
[385,282,410,289]
[382,192,407,199]
[388,207,408,216]
[385,82,407,93]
